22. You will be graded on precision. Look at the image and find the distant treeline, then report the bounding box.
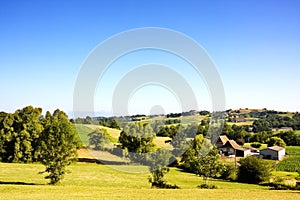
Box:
[252,113,300,132]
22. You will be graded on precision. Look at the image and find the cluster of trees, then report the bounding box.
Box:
[252,113,300,132]
[156,122,208,138]
[165,119,181,125]
[0,106,79,184]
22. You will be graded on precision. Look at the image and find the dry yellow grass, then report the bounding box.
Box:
[84,124,121,138]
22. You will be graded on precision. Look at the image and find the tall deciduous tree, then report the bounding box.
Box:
[88,128,110,150]
[0,106,43,163]
[38,110,78,184]
[119,122,155,163]
[181,135,222,185]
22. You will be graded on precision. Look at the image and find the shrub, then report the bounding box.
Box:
[220,164,236,181]
[267,137,286,148]
[150,180,180,189]
[237,156,271,184]
[251,142,262,148]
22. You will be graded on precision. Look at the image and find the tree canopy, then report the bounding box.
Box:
[38,110,78,184]
[237,156,271,184]
[118,122,156,163]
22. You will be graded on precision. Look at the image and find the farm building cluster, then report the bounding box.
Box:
[216,135,285,160]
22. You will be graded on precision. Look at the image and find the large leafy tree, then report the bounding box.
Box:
[88,128,110,150]
[119,122,155,163]
[38,110,78,184]
[0,106,43,163]
[267,136,286,147]
[181,135,222,185]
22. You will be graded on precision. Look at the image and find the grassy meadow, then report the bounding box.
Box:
[2,123,297,199]
[0,162,299,200]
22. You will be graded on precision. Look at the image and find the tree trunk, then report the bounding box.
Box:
[205,177,209,185]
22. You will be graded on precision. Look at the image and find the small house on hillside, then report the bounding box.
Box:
[260,146,285,160]
[219,139,251,157]
[216,135,230,148]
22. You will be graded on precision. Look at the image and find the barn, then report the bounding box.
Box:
[260,146,285,160]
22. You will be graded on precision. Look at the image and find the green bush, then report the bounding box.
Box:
[238,156,271,184]
[251,142,262,148]
[220,164,236,181]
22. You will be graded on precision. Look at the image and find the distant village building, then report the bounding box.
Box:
[260,146,285,160]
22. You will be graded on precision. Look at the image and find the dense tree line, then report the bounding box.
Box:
[0,106,79,184]
[253,113,300,132]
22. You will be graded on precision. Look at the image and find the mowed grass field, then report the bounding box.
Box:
[0,163,299,200]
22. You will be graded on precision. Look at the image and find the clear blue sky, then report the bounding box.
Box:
[0,0,300,116]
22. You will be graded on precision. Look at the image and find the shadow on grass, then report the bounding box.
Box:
[0,181,44,185]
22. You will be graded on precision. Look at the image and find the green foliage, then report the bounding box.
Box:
[150,120,164,135]
[219,164,236,180]
[119,123,155,163]
[38,110,78,184]
[157,125,179,137]
[251,142,262,148]
[184,122,205,137]
[109,119,121,129]
[193,145,222,184]
[181,135,222,184]
[181,134,205,170]
[267,136,286,147]
[275,131,300,146]
[0,106,43,163]
[88,128,110,150]
[199,110,210,116]
[238,156,271,184]
[171,126,189,157]
[74,116,96,124]
[250,131,272,143]
[253,120,272,132]
[147,149,179,189]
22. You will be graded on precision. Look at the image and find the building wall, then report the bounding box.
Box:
[260,149,285,160]
[278,149,285,160]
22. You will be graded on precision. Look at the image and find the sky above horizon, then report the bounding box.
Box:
[0,0,300,116]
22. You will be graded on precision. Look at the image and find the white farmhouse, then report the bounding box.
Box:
[260,146,285,160]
